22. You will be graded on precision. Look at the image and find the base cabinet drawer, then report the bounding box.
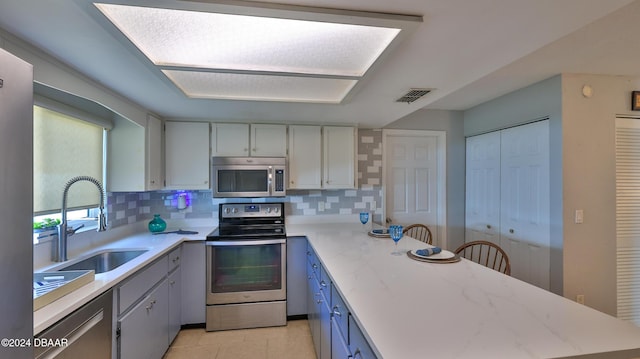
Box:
[118,256,168,315]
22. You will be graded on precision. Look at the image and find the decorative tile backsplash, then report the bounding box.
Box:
[107,129,383,228]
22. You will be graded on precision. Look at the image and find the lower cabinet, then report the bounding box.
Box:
[180,241,205,325]
[287,236,308,316]
[119,280,169,359]
[306,240,377,359]
[115,245,182,359]
[168,266,181,344]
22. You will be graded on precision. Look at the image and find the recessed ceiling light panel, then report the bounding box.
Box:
[94,2,421,103]
[96,3,400,77]
[162,70,357,103]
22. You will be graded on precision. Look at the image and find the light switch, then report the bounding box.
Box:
[575,209,584,224]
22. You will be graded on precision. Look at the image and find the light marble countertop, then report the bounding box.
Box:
[288,223,640,359]
[33,224,214,335]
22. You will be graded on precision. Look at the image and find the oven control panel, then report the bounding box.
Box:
[220,203,283,218]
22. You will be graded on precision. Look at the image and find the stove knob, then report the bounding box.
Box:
[266,207,272,214]
[232,208,238,214]
[274,207,280,213]
[224,208,231,214]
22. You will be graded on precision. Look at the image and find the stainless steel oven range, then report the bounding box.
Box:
[205,202,286,331]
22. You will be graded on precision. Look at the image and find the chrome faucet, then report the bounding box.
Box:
[54,176,107,262]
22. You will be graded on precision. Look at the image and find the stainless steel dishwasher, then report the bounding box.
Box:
[35,289,112,359]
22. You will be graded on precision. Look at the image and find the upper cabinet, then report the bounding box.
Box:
[251,124,287,157]
[288,126,356,190]
[165,121,210,190]
[211,123,249,156]
[288,125,322,189]
[323,126,356,189]
[107,114,164,192]
[211,123,286,157]
[146,115,163,190]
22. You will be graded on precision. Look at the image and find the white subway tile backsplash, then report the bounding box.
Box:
[344,190,357,197]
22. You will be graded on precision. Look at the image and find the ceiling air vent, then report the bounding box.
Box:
[396,88,432,103]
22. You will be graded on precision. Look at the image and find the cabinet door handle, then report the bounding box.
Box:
[320,280,327,288]
[312,263,318,269]
[486,224,491,229]
[173,256,180,263]
[353,349,363,358]
[332,305,342,317]
[170,280,176,285]
[509,229,514,234]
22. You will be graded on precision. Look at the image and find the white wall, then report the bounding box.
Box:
[0,28,150,127]
[385,109,466,251]
[562,73,640,315]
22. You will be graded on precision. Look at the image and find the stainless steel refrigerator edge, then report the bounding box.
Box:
[0,48,34,358]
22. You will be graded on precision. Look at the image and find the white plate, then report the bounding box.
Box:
[410,249,456,260]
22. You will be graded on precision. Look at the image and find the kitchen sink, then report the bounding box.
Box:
[56,249,148,274]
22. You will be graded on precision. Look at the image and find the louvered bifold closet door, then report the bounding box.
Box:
[615,117,640,326]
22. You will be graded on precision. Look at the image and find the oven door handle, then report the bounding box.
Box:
[206,238,285,246]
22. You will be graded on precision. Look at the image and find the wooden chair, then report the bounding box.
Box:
[403,224,433,245]
[454,240,511,275]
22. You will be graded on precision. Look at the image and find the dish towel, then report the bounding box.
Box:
[416,247,442,256]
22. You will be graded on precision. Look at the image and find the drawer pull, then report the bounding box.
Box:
[312,263,318,269]
[320,280,327,287]
[332,306,342,317]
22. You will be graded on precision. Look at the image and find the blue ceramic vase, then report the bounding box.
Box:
[148,214,167,233]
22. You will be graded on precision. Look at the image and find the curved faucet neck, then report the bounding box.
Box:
[54,176,107,262]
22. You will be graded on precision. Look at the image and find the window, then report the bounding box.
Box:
[32,99,110,242]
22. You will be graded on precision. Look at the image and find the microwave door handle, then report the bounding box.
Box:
[268,167,273,196]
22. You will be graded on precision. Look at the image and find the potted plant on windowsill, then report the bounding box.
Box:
[33,218,61,233]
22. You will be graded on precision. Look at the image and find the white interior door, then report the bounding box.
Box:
[465,131,501,246]
[499,120,550,290]
[384,130,446,247]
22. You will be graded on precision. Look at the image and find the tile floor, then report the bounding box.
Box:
[163,319,317,359]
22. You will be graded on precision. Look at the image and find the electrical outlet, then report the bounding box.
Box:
[575,209,584,224]
[576,294,585,305]
[318,201,325,212]
[370,201,376,211]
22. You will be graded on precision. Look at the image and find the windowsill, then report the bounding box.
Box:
[33,221,98,245]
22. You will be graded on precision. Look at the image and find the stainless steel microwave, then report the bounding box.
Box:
[211,157,286,198]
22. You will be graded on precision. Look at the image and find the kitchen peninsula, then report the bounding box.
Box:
[288,223,640,358]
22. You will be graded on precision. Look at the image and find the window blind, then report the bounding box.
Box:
[33,105,105,215]
[615,117,640,327]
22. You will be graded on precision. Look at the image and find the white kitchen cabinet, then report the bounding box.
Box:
[307,244,331,359]
[288,125,356,189]
[211,123,249,156]
[211,123,287,157]
[465,120,550,290]
[288,125,322,189]
[168,267,181,344]
[167,246,181,344]
[119,279,169,359]
[165,121,210,190]
[107,114,163,191]
[251,124,287,156]
[323,126,356,189]
[146,114,163,190]
[180,242,206,325]
[115,246,183,359]
[287,236,308,316]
